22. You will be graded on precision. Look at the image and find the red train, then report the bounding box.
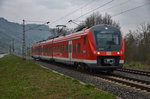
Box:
[32,24,124,72]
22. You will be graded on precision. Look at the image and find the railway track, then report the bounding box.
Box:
[38,60,150,92]
[97,74,150,92]
[117,68,150,76]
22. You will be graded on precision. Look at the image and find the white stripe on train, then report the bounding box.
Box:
[32,55,124,64]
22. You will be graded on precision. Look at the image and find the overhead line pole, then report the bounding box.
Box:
[22,20,50,60]
[22,19,26,60]
[12,39,15,55]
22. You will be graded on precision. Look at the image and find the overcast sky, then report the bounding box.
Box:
[0,0,150,35]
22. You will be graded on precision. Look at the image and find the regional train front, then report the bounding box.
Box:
[89,25,124,71]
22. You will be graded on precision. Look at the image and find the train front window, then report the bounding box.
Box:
[94,31,120,46]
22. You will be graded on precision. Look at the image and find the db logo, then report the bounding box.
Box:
[106,52,111,55]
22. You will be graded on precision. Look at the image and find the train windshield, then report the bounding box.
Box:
[93,30,121,51]
[95,31,120,46]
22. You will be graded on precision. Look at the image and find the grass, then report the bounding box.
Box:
[84,83,95,88]
[124,62,150,69]
[0,55,116,99]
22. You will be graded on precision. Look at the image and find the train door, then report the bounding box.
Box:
[69,41,72,62]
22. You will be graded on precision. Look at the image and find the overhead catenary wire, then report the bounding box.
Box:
[67,0,150,28]
[100,0,130,13]
[112,1,150,17]
[72,0,114,21]
[25,21,50,32]
[24,20,49,23]
[67,0,130,26]
[50,0,99,24]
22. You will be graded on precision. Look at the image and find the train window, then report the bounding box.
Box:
[66,45,68,53]
[54,46,56,52]
[73,44,76,53]
[83,37,86,45]
[53,47,55,52]
[55,46,56,52]
[60,46,62,53]
[58,46,59,52]
[63,45,65,53]
[56,46,57,52]
[50,47,52,53]
[78,43,81,53]
[57,46,59,52]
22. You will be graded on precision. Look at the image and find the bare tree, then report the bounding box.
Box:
[124,23,150,65]
[75,12,120,31]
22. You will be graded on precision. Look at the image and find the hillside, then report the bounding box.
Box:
[0,18,51,53]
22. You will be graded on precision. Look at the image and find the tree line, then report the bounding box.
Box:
[124,23,150,65]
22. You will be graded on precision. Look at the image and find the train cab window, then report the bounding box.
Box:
[66,45,68,53]
[78,43,81,53]
[73,44,76,53]
[83,37,86,45]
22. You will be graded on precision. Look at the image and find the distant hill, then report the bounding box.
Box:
[0,17,52,53]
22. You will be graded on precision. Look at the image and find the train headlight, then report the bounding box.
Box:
[117,52,120,55]
[97,52,100,55]
[105,27,108,30]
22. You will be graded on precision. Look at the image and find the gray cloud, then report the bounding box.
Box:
[0,0,150,34]
[0,0,5,6]
[35,0,91,9]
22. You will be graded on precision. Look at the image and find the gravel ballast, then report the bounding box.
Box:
[35,60,150,99]
[113,71,150,82]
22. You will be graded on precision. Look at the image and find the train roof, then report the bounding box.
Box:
[32,28,90,47]
[91,24,120,31]
[32,24,120,47]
